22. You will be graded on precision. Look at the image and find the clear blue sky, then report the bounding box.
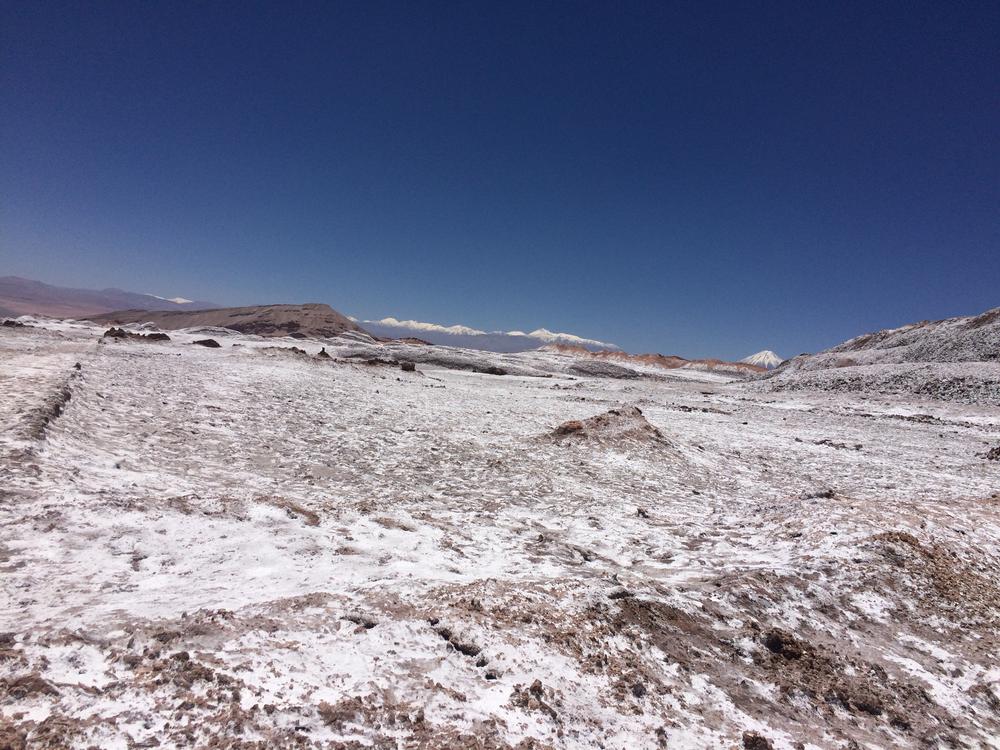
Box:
[2,1,997,358]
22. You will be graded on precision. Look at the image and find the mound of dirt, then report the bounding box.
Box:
[550,406,666,443]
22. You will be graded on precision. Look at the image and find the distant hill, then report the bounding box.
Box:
[769,307,1000,374]
[89,303,366,338]
[755,306,1000,404]
[542,343,765,377]
[0,276,217,318]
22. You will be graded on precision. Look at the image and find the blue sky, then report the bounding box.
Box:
[2,1,997,358]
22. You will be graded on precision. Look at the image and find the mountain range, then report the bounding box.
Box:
[0,276,217,318]
[3,276,780,368]
[359,316,618,353]
[1,276,623,353]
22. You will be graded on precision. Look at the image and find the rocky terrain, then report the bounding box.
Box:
[754,307,1000,405]
[1,314,998,749]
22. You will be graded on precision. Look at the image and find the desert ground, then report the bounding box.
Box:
[1,318,998,749]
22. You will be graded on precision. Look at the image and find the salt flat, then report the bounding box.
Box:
[1,320,998,749]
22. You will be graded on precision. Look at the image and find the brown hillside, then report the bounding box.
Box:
[88,303,366,338]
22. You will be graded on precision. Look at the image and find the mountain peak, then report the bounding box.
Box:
[741,350,783,369]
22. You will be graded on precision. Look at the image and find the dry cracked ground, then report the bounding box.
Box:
[1,320,998,749]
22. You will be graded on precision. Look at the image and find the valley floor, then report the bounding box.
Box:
[1,321,998,749]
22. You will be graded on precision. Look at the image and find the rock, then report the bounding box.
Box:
[762,628,804,660]
[102,327,170,342]
[978,444,1000,461]
[742,731,774,750]
[473,365,506,376]
[801,488,835,500]
[260,345,307,357]
[608,587,634,600]
[400,361,416,372]
[316,347,331,359]
[2,319,26,328]
[193,339,221,348]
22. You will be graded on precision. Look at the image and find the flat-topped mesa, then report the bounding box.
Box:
[88,303,367,339]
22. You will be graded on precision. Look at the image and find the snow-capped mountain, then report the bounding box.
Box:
[740,350,784,369]
[359,316,619,353]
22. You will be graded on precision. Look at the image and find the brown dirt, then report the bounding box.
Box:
[867,531,1000,626]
